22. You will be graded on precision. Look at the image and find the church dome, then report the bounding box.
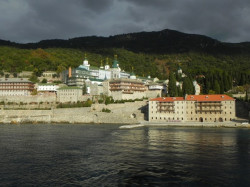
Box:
[112,55,119,68]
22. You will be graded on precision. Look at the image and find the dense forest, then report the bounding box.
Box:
[0,29,249,95]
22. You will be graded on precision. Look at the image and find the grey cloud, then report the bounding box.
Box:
[0,0,250,43]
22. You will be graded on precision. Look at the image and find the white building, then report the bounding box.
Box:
[37,84,59,94]
[62,55,130,86]
[193,81,201,95]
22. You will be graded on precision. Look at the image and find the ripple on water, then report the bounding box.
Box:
[0,124,249,186]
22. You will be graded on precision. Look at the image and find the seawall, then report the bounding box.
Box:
[0,101,147,124]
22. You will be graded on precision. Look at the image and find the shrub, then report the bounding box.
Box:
[101,108,111,113]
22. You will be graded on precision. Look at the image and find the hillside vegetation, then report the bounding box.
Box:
[0,29,249,95]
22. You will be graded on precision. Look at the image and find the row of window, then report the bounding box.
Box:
[152,117,184,120]
[153,111,232,114]
[151,117,232,121]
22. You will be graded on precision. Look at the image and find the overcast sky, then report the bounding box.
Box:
[0,0,250,43]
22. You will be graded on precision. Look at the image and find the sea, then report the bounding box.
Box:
[0,124,249,186]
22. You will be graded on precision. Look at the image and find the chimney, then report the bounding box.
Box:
[68,67,72,78]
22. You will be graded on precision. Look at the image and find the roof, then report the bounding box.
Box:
[0,78,32,83]
[186,94,234,101]
[109,78,144,84]
[89,66,100,70]
[150,97,184,102]
[76,66,89,71]
[89,78,103,82]
[38,83,58,86]
[58,86,82,90]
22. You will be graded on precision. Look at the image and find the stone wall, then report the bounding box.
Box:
[110,91,146,100]
[0,101,148,124]
[0,95,56,103]
[145,90,161,99]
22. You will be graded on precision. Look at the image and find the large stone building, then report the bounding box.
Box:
[103,78,147,100]
[149,94,235,122]
[0,78,34,96]
[57,87,83,103]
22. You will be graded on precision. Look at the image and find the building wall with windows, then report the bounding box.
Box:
[57,87,82,103]
[103,78,147,100]
[0,78,34,96]
[149,95,235,122]
[149,97,186,122]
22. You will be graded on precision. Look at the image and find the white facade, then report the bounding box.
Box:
[0,90,31,96]
[148,85,163,90]
[37,84,59,92]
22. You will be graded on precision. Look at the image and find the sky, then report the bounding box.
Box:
[0,0,250,43]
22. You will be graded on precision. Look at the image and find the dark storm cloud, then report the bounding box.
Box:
[0,0,250,43]
[122,0,250,42]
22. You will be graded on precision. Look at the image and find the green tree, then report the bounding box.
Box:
[182,77,194,96]
[41,78,47,83]
[29,74,39,83]
[168,72,177,97]
[177,86,183,97]
[82,83,87,95]
[214,80,220,94]
[208,90,215,94]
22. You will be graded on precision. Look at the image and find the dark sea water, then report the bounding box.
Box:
[0,124,249,186]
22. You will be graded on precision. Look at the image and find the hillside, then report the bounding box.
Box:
[1,29,250,55]
[0,29,249,89]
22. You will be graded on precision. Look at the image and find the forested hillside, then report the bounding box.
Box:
[0,29,249,95]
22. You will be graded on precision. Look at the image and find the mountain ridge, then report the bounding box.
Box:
[1,29,250,54]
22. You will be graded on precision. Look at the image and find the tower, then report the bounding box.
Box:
[100,60,104,69]
[111,55,121,79]
[105,58,110,70]
[83,53,90,70]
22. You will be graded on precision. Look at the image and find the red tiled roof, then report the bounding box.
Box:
[186,94,234,101]
[150,97,184,102]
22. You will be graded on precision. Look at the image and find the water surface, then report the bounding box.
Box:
[0,124,249,186]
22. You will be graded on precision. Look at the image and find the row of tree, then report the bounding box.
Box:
[167,70,243,97]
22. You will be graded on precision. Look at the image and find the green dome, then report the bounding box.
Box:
[112,59,119,68]
[130,72,135,76]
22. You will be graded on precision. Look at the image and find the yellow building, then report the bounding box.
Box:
[149,94,235,122]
